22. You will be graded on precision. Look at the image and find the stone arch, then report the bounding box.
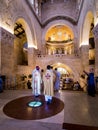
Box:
[81,11,94,46]
[93,23,98,75]
[13,17,38,66]
[42,15,77,27]
[42,20,77,55]
[81,11,95,66]
[14,18,37,48]
[52,62,73,75]
[45,60,80,81]
[42,20,76,44]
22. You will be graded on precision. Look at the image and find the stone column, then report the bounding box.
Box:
[1,27,14,76]
[38,1,41,20]
[93,24,98,75]
[41,44,46,55]
[28,47,36,67]
[73,37,79,56]
[80,45,89,70]
[0,27,1,74]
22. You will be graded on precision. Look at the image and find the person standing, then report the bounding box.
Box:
[31,66,42,97]
[27,80,32,89]
[83,68,96,97]
[43,65,54,103]
[41,69,44,93]
[0,76,3,93]
[54,68,61,91]
[50,66,56,87]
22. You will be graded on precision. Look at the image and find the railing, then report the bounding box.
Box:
[36,53,79,59]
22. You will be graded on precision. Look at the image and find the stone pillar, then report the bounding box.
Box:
[40,39,46,55]
[74,37,79,56]
[41,44,46,55]
[1,27,14,76]
[80,45,89,70]
[93,24,98,75]
[38,1,41,20]
[0,27,1,74]
[28,47,36,67]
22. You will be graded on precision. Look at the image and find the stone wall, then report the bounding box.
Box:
[41,0,79,24]
[0,0,42,50]
[0,0,42,86]
[1,28,14,76]
[35,54,82,81]
[0,0,98,89]
[93,24,98,76]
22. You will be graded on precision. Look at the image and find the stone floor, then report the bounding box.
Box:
[0,89,98,130]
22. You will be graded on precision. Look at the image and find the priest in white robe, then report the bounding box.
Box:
[31,66,42,96]
[43,65,54,103]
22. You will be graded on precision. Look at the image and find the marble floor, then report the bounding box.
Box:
[0,89,98,130]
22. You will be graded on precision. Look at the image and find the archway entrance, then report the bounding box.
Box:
[14,21,28,66]
[89,22,95,65]
[52,63,74,90]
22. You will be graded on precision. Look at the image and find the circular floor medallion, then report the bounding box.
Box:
[3,95,64,120]
[28,101,43,108]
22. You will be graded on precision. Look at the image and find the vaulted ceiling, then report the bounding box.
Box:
[14,0,98,39]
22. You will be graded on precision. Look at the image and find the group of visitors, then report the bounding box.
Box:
[29,65,96,103]
[31,65,61,104]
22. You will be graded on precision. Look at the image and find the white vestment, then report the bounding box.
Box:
[31,69,41,96]
[43,69,54,101]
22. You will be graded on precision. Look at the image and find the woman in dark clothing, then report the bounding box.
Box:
[27,80,32,89]
[83,68,96,97]
[0,76,3,93]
